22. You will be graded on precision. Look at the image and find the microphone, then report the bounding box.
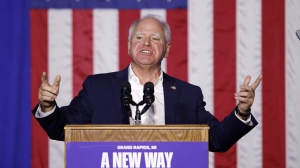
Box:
[297,30,300,40]
[141,82,155,115]
[143,82,155,105]
[120,81,133,117]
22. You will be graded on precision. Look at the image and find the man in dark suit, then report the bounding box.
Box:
[33,14,262,152]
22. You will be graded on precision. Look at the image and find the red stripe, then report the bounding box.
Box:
[262,0,286,167]
[213,1,237,167]
[118,10,140,70]
[72,10,93,96]
[166,9,188,82]
[30,9,49,168]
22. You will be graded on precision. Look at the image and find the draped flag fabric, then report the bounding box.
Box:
[29,0,300,168]
[0,0,31,168]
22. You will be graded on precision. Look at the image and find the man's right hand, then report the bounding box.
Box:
[38,72,61,112]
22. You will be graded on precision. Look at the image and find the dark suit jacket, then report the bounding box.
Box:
[33,67,258,152]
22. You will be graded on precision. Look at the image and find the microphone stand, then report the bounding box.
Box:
[123,103,132,118]
[134,101,153,125]
[134,101,144,125]
[125,100,142,125]
[134,104,141,125]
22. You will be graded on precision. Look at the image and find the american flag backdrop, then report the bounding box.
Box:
[28,0,300,168]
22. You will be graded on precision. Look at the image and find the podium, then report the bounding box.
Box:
[65,125,209,168]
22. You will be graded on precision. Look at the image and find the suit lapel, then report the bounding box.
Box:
[163,73,180,124]
[111,67,130,124]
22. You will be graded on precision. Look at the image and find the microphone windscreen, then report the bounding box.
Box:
[120,81,132,104]
[120,81,131,91]
[143,82,154,93]
[143,82,155,104]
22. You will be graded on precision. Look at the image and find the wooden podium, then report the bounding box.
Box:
[65,125,209,168]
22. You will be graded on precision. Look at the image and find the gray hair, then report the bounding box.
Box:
[128,14,171,43]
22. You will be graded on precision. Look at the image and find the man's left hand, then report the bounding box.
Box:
[235,75,262,114]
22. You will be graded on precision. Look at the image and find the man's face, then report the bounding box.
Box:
[128,18,171,67]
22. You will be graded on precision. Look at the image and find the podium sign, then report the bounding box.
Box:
[65,125,209,168]
[66,141,208,168]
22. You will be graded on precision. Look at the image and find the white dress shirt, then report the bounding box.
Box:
[128,64,165,125]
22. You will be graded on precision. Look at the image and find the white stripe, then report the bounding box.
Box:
[286,0,300,167]
[236,1,262,168]
[93,9,119,74]
[48,9,72,168]
[188,0,214,167]
[140,9,167,72]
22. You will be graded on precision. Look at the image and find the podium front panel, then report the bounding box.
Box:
[65,125,209,168]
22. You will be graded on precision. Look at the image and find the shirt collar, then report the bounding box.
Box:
[128,63,163,87]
